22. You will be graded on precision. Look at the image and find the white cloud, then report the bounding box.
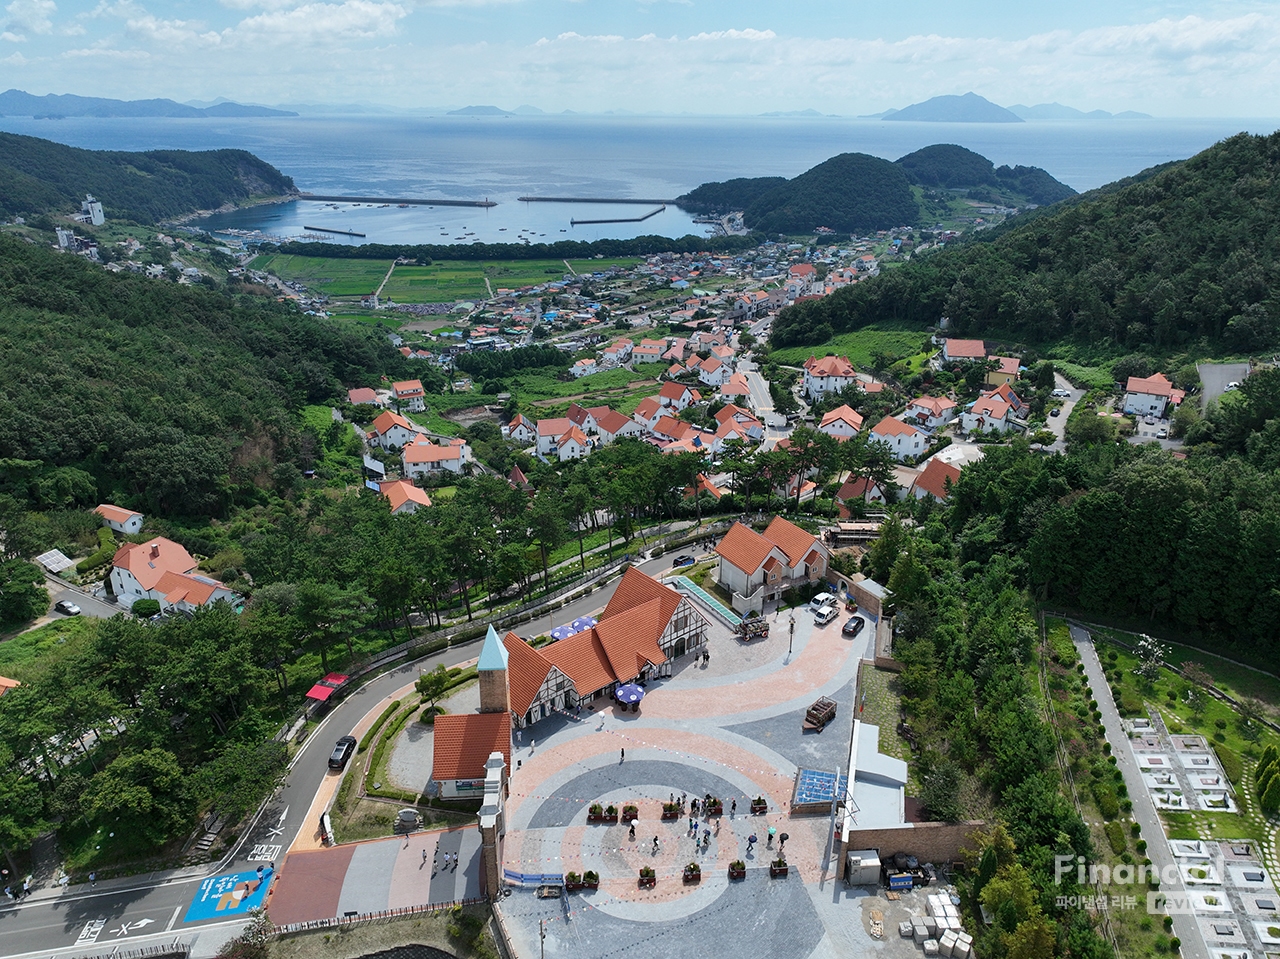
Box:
[3,0,56,41]
[226,1,408,43]
[687,29,775,42]
[2,48,26,61]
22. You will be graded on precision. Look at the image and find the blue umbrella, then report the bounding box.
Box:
[615,683,645,704]
[549,625,574,641]
[570,616,597,633]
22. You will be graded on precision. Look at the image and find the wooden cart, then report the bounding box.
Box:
[803,696,837,732]
[738,619,769,641]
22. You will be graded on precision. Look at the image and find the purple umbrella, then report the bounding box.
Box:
[615,683,644,704]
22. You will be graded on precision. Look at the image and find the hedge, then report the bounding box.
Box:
[76,527,117,573]
[1213,742,1243,787]
[1104,821,1127,856]
[358,700,401,753]
[131,599,160,617]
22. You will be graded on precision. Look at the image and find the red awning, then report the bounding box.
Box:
[305,673,349,702]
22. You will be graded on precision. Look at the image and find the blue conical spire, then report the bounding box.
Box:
[478,624,509,671]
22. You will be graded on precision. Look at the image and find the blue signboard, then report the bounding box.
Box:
[888,873,915,891]
[184,869,272,922]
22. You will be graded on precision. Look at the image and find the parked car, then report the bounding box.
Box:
[1157,427,1168,439]
[1049,408,1060,417]
[813,605,839,627]
[671,554,696,568]
[329,735,357,770]
[1226,381,1240,392]
[1052,389,1070,397]
[54,600,81,616]
[842,616,865,637]
[1144,416,1156,425]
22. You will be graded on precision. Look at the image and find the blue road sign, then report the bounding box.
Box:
[184,869,272,922]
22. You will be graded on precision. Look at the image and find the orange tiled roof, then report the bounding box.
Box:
[113,537,197,591]
[0,675,19,697]
[870,416,922,438]
[804,355,855,377]
[95,503,140,524]
[601,566,683,625]
[542,630,617,696]
[595,597,668,680]
[634,397,662,421]
[914,458,962,501]
[502,632,552,716]
[370,410,414,436]
[537,416,573,437]
[347,387,378,404]
[380,479,432,511]
[762,515,819,567]
[393,379,424,397]
[714,521,777,576]
[596,409,634,436]
[820,404,864,431]
[1126,373,1173,397]
[432,712,510,782]
[659,381,690,401]
[943,339,986,359]
[157,569,220,606]
[403,442,462,464]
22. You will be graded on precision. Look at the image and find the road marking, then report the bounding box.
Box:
[247,844,282,861]
[166,903,182,932]
[110,917,156,938]
[264,807,288,840]
[75,920,106,945]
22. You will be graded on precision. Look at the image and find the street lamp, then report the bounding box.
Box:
[540,919,546,959]
[788,613,795,656]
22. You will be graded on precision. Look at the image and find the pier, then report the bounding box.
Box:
[571,205,666,226]
[304,225,367,237]
[298,193,496,208]
[519,196,678,204]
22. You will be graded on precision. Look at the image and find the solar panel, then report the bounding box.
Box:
[35,549,76,573]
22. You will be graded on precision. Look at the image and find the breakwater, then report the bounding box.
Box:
[571,205,666,226]
[519,196,678,204]
[298,193,497,208]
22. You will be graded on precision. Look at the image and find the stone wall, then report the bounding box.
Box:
[839,820,985,874]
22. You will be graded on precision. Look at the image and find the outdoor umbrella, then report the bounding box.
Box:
[570,616,597,633]
[615,683,645,704]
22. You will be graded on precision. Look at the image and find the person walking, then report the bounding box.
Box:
[702,829,710,848]
[256,864,265,880]
[89,872,96,888]
[730,799,737,816]
[767,825,776,847]
[652,836,660,853]
[689,816,696,834]
[422,849,429,865]
[691,797,699,815]
[620,748,625,762]
[746,834,757,854]
[629,823,636,841]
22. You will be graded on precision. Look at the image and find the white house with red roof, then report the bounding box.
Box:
[1123,373,1183,418]
[819,404,864,441]
[554,425,592,462]
[566,403,604,435]
[658,381,699,412]
[497,568,707,726]
[506,413,536,446]
[803,355,858,402]
[719,372,752,404]
[110,537,237,613]
[392,379,426,412]
[869,416,927,462]
[632,339,666,364]
[403,437,469,476]
[939,338,986,364]
[632,397,664,433]
[960,393,1015,435]
[368,410,421,450]
[347,387,383,407]
[379,479,432,515]
[570,357,598,378]
[911,458,962,503]
[594,409,643,445]
[986,356,1021,388]
[714,404,764,440]
[536,417,573,456]
[836,476,888,514]
[714,516,831,610]
[95,504,143,535]
[905,395,958,430]
[985,382,1027,416]
[696,355,730,388]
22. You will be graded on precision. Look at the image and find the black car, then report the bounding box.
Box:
[842,616,865,637]
[328,735,357,770]
[1049,408,1060,417]
[671,554,696,568]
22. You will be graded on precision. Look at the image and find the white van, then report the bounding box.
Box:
[813,605,839,626]
[809,592,836,613]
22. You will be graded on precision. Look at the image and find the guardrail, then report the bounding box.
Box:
[58,940,190,959]
[273,897,486,935]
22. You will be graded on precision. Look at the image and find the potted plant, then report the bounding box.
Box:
[588,803,604,823]
[770,857,789,878]
[750,796,768,815]
[661,802,681,820]
[705,796,724,817]
[683,861,701,884]
[638,866,656,888]
[623,803,639,822]
[565,871,584,892]
[729,860,747,880]
[603,804,619,823]
[583,870,599,890]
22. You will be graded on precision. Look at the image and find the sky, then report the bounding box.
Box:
[2,0,1279,116]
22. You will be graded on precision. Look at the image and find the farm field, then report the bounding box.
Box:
[770,322,932,369]
[250,253,642,303]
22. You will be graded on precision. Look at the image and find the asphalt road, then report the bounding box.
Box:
[1197,362,1250,408]
[0,557,690,958]
[1047,373,1085,451]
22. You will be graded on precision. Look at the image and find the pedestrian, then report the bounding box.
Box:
[730,799,737,816]
[89,872,96,888]
[653,836,660,853]
[705,793,712,806]
[629,824,636,841]
[2,886,9,901]
[691,797,699,814]
[516,729,523,745]
[422,849,428,864]
[747,835,757,853]
[256,864,265,880]
[767,825,776,847]
[670,793,675,804]
[680,791,687,807]
[269,861,275,873]
[689,816,696,833]
[778,835,786,853]
[620,747,625,762]
[714,817,721,835]
[531,738,536,752]
[702,829,710,847]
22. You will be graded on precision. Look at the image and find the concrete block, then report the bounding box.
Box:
[923,916,938,936]
[899,920,915,938]
[922,940,940,957]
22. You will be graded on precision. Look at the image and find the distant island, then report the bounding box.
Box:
[0,89,297,119]
[446,105,513,116]
[0,132,295,223]
[863,92,1152,122]
[677,143,1075,233]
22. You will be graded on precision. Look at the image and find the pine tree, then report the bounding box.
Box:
[1261,775,1280,817]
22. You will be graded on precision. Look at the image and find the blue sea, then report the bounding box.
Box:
[1,113,1275,245]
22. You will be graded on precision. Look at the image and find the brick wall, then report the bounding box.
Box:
[839,820,985,873]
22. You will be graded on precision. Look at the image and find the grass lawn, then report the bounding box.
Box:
[857,663,918,792]
[248,253,392,296]
[330,311,406,331]
[769,322,932,368]
[0,615,95,680]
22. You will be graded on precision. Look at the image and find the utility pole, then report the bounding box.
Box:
[540,918,546,959]
[788,613,795,657]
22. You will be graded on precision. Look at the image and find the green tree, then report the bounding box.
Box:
[87,748,192,846]
[1262,775,1280,816]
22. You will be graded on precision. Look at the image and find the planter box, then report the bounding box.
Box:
[660,809,680,820]
[729,867,747,881]
[565,881,584,892]
[683,869,701,884]
[583,879,599,890]
[770,864,789,878]
[587,813,604,823]
[705,802,724,817]
[750,801,768,815]
[638,875,656,889]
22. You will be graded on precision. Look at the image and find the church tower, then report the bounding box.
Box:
[477,624,510,714]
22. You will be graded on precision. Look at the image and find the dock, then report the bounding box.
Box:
[298,193,496,208]
[571,205,666,226]
[303,225,367,237]
[519,196,678,204]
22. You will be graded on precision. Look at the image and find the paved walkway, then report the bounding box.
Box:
[499,606,872,959]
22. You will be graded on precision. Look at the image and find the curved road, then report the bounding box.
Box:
[0,554,682,959]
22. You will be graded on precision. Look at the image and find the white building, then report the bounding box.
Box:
[802,355,858,402]
[110,537,237,613]
[960,395,1014,434]
[392,379,426,413]
[403,437,468,476]
[94,504,143,535]
[905,396,958,431]
[1122,373,1182,419]
[868,416,926,462]
[818,404,864,441]
[368,410,422,450]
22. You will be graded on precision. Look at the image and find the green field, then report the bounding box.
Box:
[250,253,642,304]
[770,322,933,368]
[249,254,392,296]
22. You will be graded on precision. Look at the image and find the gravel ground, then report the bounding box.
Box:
[386,682,480,795]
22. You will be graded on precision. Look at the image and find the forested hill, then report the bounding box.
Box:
[0,132,295,223]
[773,132,1280,354]
[0,235,395,518]
[679,153,919,234]
[894,144,1077,206]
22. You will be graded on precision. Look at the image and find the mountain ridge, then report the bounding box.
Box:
[0,89,296,118]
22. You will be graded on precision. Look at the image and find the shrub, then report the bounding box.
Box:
[583,870,598,883]
[1120,799,1133,813]
[1131,822,1142,836]
[1213,743,1242,786]
[76,527,117,573]
[131,599,161,617]
[1214,718,1227,730]
[1137,839,1148,854]
[1093,782,1120,819]
[1104,821,1126,855]
[358,701,401,752]
[1169,936,1180,951]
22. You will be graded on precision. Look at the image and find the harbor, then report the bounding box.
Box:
[298,193,496,208]
[519,195,679,204]
[303,225,367,237]
[571,205,666,225]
